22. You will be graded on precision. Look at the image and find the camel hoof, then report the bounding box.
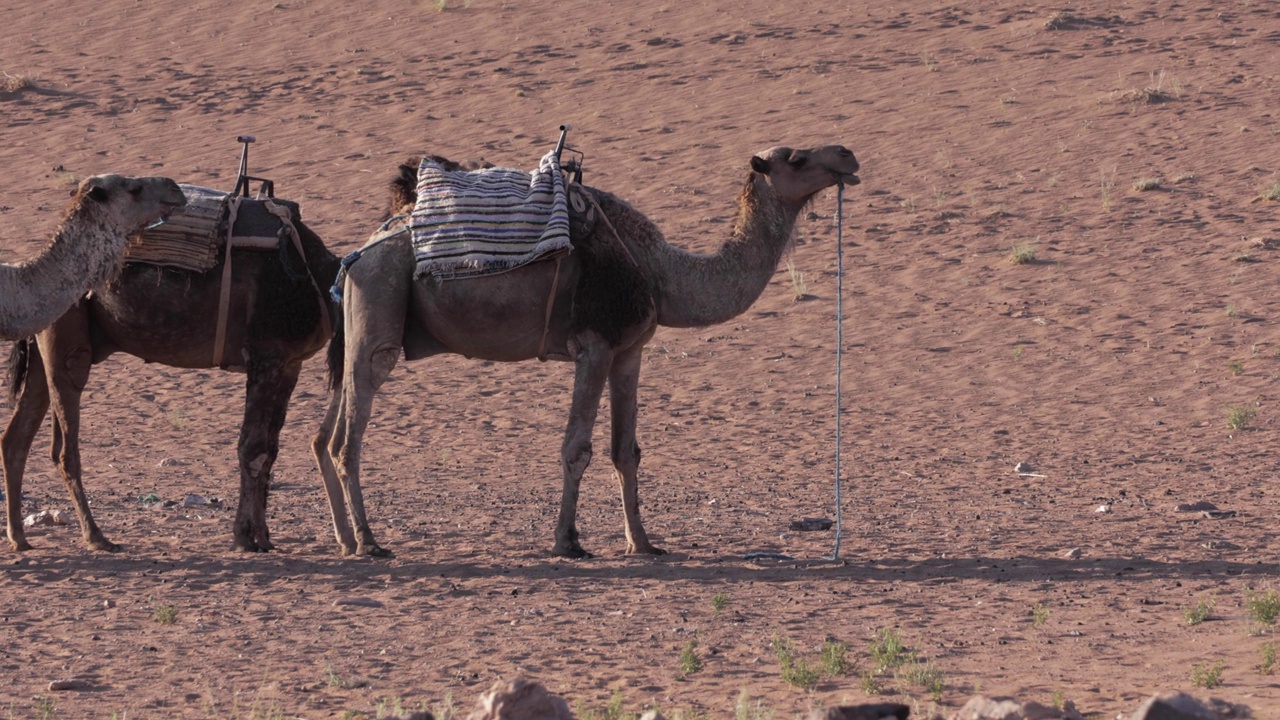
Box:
[10,539,33,553]
[88,538,122,553]
[231,539,271,553]
[627,544,668,556]
[552,543,592,559]
[357,544,394,558]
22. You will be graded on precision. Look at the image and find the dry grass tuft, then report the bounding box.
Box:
[1,72,36,94]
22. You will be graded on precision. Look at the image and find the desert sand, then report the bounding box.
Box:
[3,0,1280,717]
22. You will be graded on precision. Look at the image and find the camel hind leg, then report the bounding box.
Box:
[608,339,664,555]
[2,340,50,551]
[231,354,303,553]
[311,386,358,555]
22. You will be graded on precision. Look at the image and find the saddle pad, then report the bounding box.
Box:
[410,149,571,280]
[126,184,227,272]
[126,185,304,272]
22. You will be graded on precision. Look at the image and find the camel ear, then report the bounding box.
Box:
[750,156,771,175]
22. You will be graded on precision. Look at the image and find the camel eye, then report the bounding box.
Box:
[789,155,808,169]
[129,186,143,198]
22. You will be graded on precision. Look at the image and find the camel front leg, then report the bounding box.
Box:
[38,315,117,552]
[232,355,303,553]
[2,340,50,552]
[553,337,612,558]
[608,340,664,555]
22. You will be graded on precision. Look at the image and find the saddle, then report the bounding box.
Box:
[124,137,330,367]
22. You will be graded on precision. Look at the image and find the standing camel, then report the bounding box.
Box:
[2,192,338,553]
[312,144,859,558]
[0,174,186,340]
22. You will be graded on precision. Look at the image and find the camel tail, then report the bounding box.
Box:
[325,307,344,393]
[5,339,30,404]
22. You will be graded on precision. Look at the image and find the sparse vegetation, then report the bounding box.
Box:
[1044,11,1076,30]
[433,691,458,720]
[1227,404,1256,431]
[1260,643,1277,675]
[711,592,729,616]
[772,636,822,691]
[1,72,35,94]
[1229,360,1245,376]
[896,660,946,702]
[1008,243,1037,265]
[1100,168,1117,212]
[859,669,881,695]
[153,603,178,625]
[1259,183,1280,202]
[1247,587,1280,626]
[868,628,911,672]
[1184,597,1215,626]
[679,639,703,675]
[1118,70,1180,105]
[1190,660,1225,689]
[1132,178,1161,192]
[785,259,810,300]
[575,690,636,720]
[734,689,774,720]
[1031,603,1049,628]
[35,696,56,720]
[820,640,851,676]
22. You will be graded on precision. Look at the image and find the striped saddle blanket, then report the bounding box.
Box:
[411,150,571,280]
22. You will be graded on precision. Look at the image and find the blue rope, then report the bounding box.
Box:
[329,218,411,305]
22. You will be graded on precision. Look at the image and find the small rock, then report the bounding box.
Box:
[23,509,68,528]
[333,597,384,608]
[639,711,668,720]
[1063,547,1083,559]
[182,494,209,508]
[1014,461,1033,473]
[465,678,574,720]
[48,679,92,691]
[1095,504,1111,514]
[1174,501,1218,513]
[1128,691,1237,720]
[102,599,116,609]
[807,704,909,720]
[1201,509,1237,520]
[789,517,833,531]
[157,458,184,467]
[952,695,1079,719]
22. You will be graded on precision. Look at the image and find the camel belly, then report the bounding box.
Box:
[409,259,577,362]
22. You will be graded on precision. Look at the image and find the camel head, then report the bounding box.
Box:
[71,174,187,232]
[748,145,859,206]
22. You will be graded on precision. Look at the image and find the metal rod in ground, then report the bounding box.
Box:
[828,181,845,561]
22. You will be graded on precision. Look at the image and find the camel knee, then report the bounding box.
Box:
[562,440,593,478]
[611,441,640,468]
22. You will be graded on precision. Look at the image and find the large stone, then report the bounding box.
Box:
[465,678,575,720]
[951,696,1080,720]
[1128,691,1244,720]
[806,703,910,720]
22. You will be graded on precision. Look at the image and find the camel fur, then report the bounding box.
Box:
[312,144,860,558]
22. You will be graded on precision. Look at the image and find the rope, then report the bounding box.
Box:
[828,180,845,561]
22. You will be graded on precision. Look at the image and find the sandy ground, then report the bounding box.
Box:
[3,0,1280,717]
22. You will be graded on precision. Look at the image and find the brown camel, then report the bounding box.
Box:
[2,192,339,553]
[0,174,186,340]
[312,144,859,557]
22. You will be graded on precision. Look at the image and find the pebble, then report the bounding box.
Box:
[48,679,91,691]
[1095,504,1111,514]
[1063,547,1082,559]
[23,509,69,528]
[1014,461,1033,473]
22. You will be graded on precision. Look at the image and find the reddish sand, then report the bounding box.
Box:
[3,0,1280,717]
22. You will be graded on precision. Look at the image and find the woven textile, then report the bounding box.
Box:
[411,150,571,280]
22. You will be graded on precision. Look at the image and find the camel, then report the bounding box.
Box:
[2,193,338,553]
[312,144,859,558]
[0,174,186,340]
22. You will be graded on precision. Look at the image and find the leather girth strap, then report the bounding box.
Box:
[211,197,333,368]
